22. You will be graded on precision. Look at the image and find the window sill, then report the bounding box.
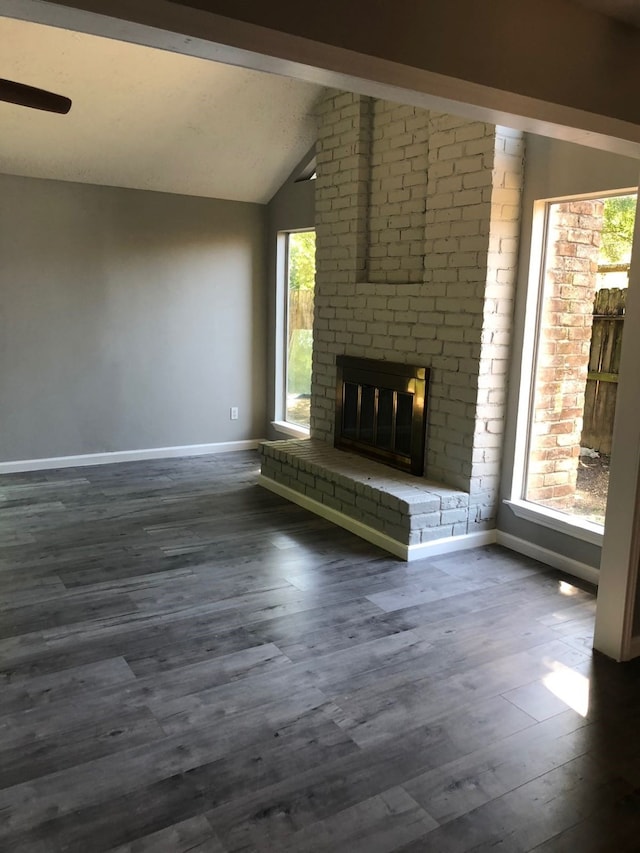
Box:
[271,420,310,439]
[504,499,604,546]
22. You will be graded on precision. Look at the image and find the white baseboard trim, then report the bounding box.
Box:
[259,474,497,561]
[496,530,600,587]
[0,440,262,474]
[407,530,497,560]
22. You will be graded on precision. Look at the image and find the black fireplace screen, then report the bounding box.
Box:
[335,356,429,475]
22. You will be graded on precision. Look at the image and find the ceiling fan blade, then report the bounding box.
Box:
[0,78,71,114]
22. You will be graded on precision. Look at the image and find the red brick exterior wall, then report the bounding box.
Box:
[527,200,603,509]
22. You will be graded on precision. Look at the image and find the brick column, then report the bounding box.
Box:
[470,126,525,524]
[527,200,603,508]
[310,91,525,533]
[368,100,429,283]
[423,113,497,492]
[310,91,371,440]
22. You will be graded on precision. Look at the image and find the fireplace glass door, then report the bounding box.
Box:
[335,356,429,475]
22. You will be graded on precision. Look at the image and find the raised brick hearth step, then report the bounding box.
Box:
[258,439,489,559]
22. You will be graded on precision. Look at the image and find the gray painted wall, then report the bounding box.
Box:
[0,174,267,462]
[498,134,640,568]
[266,149,316,439]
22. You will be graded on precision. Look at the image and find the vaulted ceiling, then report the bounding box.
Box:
[4,1,640,207]
[0,17,324,204]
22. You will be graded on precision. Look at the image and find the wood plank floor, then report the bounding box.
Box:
[1,450,639,852]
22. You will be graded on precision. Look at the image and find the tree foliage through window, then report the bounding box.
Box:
[601,195,636,264]
[288,231,316,291]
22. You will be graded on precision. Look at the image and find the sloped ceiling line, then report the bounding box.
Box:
[0,16,324,204]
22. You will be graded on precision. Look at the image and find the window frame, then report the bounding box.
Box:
[272,228,315,437]
[506,187,637,544]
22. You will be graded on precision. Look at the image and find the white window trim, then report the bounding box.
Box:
[274,231,287,426]
[509,198,547,506]
[504,499,603,546]
[271,419,309,439]
[508,187,637,543]
[274,229,313,435]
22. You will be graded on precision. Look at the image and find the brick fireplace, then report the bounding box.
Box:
[260,92,525,559]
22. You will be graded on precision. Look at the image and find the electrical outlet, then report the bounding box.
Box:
[230,407,239,421]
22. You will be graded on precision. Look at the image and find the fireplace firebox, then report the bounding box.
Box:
[335,356,429,475]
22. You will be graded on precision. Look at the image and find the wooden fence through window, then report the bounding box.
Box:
[288,289,314,346]
[581,286,626,454]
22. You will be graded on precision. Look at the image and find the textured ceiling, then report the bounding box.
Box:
[0,17,324,203]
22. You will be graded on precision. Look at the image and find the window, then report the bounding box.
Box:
[276,230,316,432]
[512,191,636,533]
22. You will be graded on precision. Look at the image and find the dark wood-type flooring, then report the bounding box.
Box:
[1,451,639,852]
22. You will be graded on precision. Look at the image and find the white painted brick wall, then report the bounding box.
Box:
[311,91,525,532]
[368,100,429,284]
[422,114,498,493]
[468,126,525,521]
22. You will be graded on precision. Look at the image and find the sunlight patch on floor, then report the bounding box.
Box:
[543,660,590,717]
